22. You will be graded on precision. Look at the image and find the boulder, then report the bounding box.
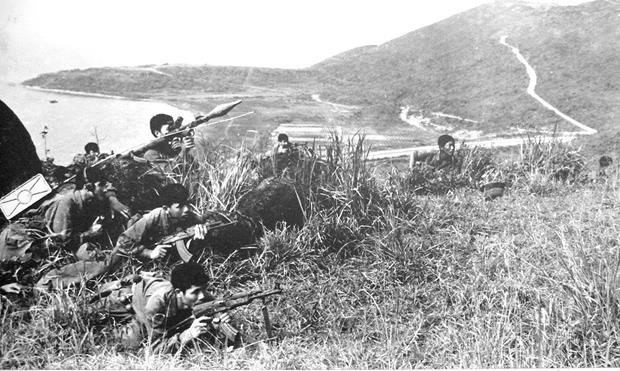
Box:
[187,211,258,257]
[0,100,42,225]
[0,100,42,196]
[236,177,304,232]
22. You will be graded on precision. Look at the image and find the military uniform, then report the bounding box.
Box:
[119,276,215,351]
[0,186,115,262]
[142,140,182,162]
[425,151,460,171]
[141,137,196,163]
[111,207,203,259]
[44,184,121,254]
[44,191,100,248]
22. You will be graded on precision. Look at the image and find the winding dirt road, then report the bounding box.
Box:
[499,36,596,135]
[370,35,596,161]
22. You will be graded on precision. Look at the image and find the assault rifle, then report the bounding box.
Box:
[157,220,237,262]
[170,285,283,341]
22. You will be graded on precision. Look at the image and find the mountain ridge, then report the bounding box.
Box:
[22,0,620,155]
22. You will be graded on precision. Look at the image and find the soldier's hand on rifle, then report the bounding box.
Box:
[211,312,231,330]
[182,135,195,149]
[87,219,104,237]
[170,137,183,151]
[193,224,209,240]
[186,315,211,339]
[148,244,171,260]
[179,315,211,344]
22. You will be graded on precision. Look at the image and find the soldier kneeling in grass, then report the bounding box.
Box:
[425,134,461,171]
[118,262,236,352]
[0,167,127,264]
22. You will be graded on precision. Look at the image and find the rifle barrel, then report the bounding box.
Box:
[169,286,282,337]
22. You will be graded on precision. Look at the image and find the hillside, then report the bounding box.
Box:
[22,0,620,155]
[313,0,619,136]
[24,64,323,99]
[3,132,620,368]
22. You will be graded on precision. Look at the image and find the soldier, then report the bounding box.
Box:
[105,184,208,273]
[85,142,100,157]
[139,114,195,162]
[598,155,613,178]
[118,262,233,351]
[42,167,121,261]
[272,133,297,176]
[274,133,292,155]
[71,142,110,179]
[425,134,460,171]
[0,168,122,264]
[73,142,104,167]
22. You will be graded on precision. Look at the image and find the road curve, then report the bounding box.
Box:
[367,35,597,161]
[499,35,597,135]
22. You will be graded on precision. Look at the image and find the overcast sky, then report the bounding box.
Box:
[0,0,592,82]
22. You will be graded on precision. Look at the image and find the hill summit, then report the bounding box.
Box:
[23,0,620,153]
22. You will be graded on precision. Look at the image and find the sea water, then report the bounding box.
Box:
[0,82,194,165]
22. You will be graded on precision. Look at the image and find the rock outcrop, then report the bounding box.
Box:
[0,100,42,194]
[0,100,42,224]
[236,177,304,231]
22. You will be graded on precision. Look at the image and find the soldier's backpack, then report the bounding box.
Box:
[0,216,49,262]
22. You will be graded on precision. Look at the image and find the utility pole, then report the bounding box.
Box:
[41,125,49,160]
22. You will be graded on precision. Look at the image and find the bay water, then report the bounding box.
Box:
[0,82,194,165]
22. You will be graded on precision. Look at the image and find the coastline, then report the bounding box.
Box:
[2,83,197,164]
[23,84,200,117]
[25,85,138,101]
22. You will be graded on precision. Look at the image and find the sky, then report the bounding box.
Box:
[0,0,593,82]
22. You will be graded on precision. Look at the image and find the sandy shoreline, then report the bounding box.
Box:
[25,85,139,101]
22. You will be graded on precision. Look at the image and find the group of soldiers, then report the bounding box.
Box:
[3,108,611,354]
[0,112,257,351]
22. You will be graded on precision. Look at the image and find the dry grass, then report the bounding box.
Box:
[2,136,620,368]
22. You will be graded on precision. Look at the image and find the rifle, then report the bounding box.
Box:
[170,285,283,341]
[157,220,237,262]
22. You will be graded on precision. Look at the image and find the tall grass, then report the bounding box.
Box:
[2,135,619,368]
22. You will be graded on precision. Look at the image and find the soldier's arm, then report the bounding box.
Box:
[425,152,439,167]
[117,214,164,259]
[142,149,165,162]
[105,213,161,274]
[145,293,208,353]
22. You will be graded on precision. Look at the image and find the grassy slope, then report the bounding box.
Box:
[313,1,620,138]
[2,137,620,368]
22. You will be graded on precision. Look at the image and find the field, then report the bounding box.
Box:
[2,135,620,368]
